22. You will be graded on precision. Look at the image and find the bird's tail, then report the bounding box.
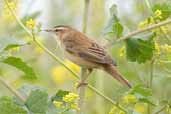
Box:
[103,64,132,88]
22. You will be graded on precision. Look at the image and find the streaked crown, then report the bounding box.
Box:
[53,25,72,32]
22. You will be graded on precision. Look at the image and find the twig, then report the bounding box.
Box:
[107,19,171,47]
[59,108,69,114]
[77,0,90,114]
[0,77,26,102]
[3,0,127,112]
[118,19,171,42]
[153,106,166,114]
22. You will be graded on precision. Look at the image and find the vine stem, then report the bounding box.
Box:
[4,0,127,112]
[0,77,26,102]
[77,0,90,114]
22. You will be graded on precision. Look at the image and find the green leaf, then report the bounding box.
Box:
[152,3,171,20]
[104,4,124,37]
[126,33,155,63]
[2,56,37,79]
[0,96,27,114]
[130,85,152,97]
[129,85,157,106]
[14,85,45,106]
[51,90,70,102]
[0,37,28,52]
[26,89,48,114]
[139,97,156,106]
[112,22,123,37]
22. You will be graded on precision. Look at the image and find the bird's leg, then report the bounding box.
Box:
[87,68,93,76]
[76,68,93,89]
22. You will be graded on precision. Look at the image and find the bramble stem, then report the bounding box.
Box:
[4,0,127,112]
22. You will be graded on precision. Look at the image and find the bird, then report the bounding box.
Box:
[44,25,132,88]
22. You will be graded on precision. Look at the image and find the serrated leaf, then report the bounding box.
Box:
[0,37,28,52]
[152,3,171,20]
[26,89,48,114]
[126,33,155,63]
[14,85,45,106]
[51,90,70,102]
[0,96,27,114]
[2,56,37,79]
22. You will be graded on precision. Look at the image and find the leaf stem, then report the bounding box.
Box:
[3,0,127,112]
[0,77,26,102]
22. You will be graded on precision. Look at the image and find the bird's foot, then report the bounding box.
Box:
[76,82,88,89]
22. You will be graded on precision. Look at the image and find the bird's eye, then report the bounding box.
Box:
[55,29,60,32]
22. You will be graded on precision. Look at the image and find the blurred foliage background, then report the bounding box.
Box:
[0,0,171,114]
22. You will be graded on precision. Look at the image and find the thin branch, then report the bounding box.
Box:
[153,106,166,114]
[3,0,127,112]
[0,77,26,102]
[118,19,171,42]
[107,19,171,47]
[144,0,171,44]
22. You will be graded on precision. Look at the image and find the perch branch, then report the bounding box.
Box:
[77,0,90,114]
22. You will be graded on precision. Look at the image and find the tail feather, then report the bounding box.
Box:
[103,64,132,88]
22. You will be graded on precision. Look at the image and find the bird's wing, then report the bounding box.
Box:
[78,42,117,66]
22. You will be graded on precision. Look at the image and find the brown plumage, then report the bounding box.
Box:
[45,25,132,88]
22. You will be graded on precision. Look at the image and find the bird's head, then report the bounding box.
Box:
[44,25,73,39]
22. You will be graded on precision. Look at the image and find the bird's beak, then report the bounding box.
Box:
[43,29,54,32]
